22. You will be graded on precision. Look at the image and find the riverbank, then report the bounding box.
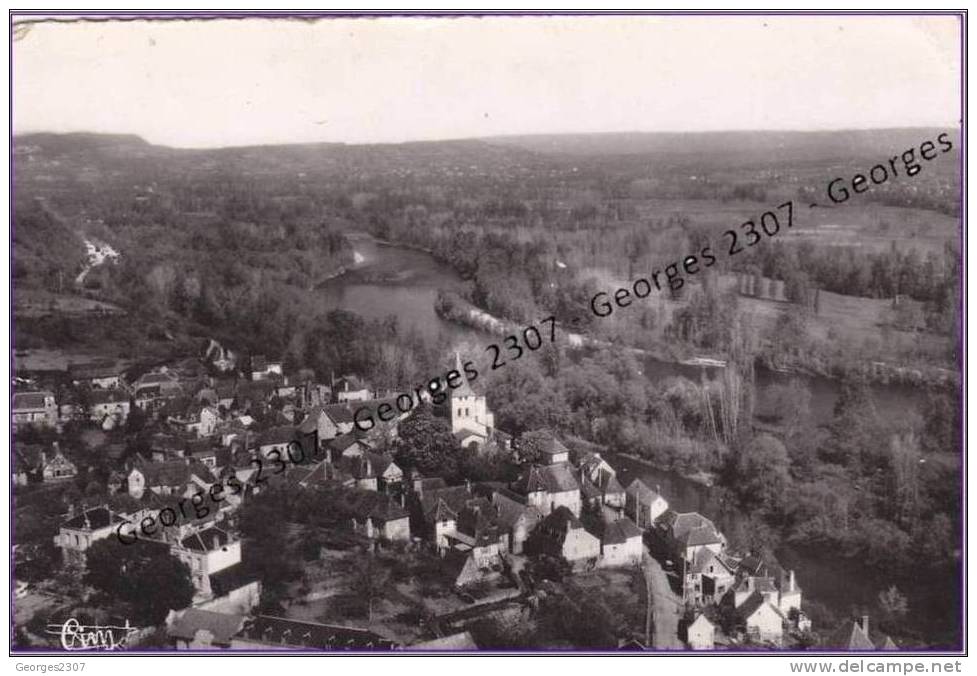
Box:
[616,452,717,488]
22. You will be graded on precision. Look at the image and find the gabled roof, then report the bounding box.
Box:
[365,452,397,476]
[596,471,625,495]
[512,463,580,496]
[133,460,215,487]
[62,506,124,531]
[689,547,736,576]
[738,592,785,622]
[661,510,723,547]
[13,391,53,411]
[239,615,397,650]
[335,375,368,391]
[167,608,246,645]
[490,490,542,530]
[209,562,259,599]
[420,484,477,519]
[580,479,602,500]
[179,526,232,552]
[322,404,355,424]
[538,505,585,534]
[602,518,643,545]
[625,478,662,502]
[733,575,777,596]
[257,426,296,447]
[536,434,570,458]
[329,432,371,454]
[136,371,180,386]
[338,489,409,523]
[824,618,896,651]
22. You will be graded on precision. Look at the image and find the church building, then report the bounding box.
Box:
[449,354,496,448]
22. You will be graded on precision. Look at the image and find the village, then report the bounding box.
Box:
[13,350,898,652]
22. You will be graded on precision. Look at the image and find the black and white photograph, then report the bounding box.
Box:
[8,10,966,658]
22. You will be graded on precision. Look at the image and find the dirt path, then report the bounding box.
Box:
[642,553,684,649]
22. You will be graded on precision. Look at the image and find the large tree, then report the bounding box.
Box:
[84,538,195,625]
[392,407,459,479]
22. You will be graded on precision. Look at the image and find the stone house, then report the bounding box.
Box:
[624,479,669,528]
[599,517,644,567]
[12,391,58,430]
[528,506,600,567]
[54,506,127,567]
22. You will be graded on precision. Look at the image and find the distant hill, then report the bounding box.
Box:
[484,128,959,163]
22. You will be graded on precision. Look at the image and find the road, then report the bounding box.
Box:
[642,553,685,649]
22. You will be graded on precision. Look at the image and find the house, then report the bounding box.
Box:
[250,355,283,381]
[418,483,481,549]
[738,593,785,644]
[657,510,725,564]
[175,406,220,438]
[533,434,570,465]
[328,432,373,459]
[335,455,381,492]
[442,547,501,589]
[202,563,262,615]
[624,479,669,528]
[576,450,617,483]
[335,489,411,542]
[298,404,351,447]
[334,375,372,403]
[12,391,58,430]
[490,490,543,554]
[54,506,127,567]
[89,388,131,429]
[133,369,182,397]
[365,452,403,492]
[170,526,241,599]
[825,615,897,651]
[593,471,626,509]
[685,547,737,605]
[510,463,582,517]
[127,460,215,499]
[683,613,716,650]
[449,355,496,446]
[134,385,164,412]
[149,433,188,462]
[69,361,123,389]
[734,555,803,617]
[599,517,644,567]
[256,426,297,458]
[14,443,77,484]
[527,506,601,567]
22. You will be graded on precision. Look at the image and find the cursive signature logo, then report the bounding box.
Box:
[45,618,140,651]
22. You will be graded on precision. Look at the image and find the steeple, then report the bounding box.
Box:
[451,352,476,398]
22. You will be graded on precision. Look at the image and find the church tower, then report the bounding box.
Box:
[450,352,495,442]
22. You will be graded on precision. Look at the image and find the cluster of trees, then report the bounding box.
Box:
[741,239,960,330]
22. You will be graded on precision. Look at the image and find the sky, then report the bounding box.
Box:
[12,14,963,148]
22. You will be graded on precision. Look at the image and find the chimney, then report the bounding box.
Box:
[464,479,471,493]
[861,615,870,635]
[789,570,796,592]
[212,534,220,550]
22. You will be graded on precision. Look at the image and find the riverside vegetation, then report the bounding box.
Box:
[13,129,962,646]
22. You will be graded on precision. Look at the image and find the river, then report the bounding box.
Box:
[318,232,956,645]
